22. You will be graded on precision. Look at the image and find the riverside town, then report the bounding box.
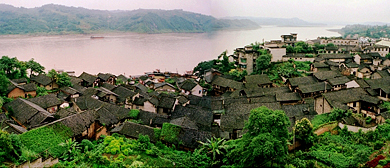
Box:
[2,32,390,167]
[1,2,390,167]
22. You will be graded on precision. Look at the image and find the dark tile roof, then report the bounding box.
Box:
[134,83,148,93]
[4,98,54,129]
[328,76,351,86]
[177,96,189,105]
[60,86,80,95]
[138,110,170,126]
[318,53,353,59]
[342,116,358,125]
[177,128,212,149]
[31,74,52,86]
[154,82,176,90]
[95,103,130,126]
[356,79,370,88]
[313,62,330,68]
[74,96,104,111]
[323,88,380,110]
[244,74,272,85]
[221,102,281,132]
[365,77,390,90]
[55,108,77,119]
[101,83,116,91]
[157,96,176,109]
[282,104,317,131]
[287,76,318,87]
[112,86,137,103]
[179,79,197,91]
[298,82,332,94]
[82,87,99,97]
[96,87,119,98]
[313,71,342,81]
[171,106,213,131]
[211,76,243,90]
[170,116,198,130]
[358,53,373,59]
[111,121,157,142]
[98,73,115,81]
[22,83,37,92]
[11,78,27,84]
[276,92,302,102]
[117,74,128,82]
[28,94,62,109]
[7,80,24,93]
[376,70,390,78]
[79,72,97,85]
[50,110,97,137]
[346,62,359,68]
[244,86,291,98]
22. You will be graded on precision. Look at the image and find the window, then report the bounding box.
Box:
[240,58,247,63]
[241,65,247,68]
[353,102,356,107]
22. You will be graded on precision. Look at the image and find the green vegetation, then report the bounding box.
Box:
[19,122,73,158]
[128,109,140,119]
[160,123,182,144]
[47,69,72,88]
[36,86,48,97]
[0,4,259,35]
[285,41,314,53]
[340,24,390,38]
[224,106,290,167]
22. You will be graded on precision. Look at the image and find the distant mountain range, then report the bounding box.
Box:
[223,16,326,27]
[0,4,260,35]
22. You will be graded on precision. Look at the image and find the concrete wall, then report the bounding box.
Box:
[282,57,315,62]
[315,96,332,114]
[269,47,286,62]
[8,88,25,98]
[191,84,203,97]
[338,123,376,133]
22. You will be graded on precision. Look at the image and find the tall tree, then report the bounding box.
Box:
[0,70,10,96]
[0,56,26,79]
[25,58,45,78]
[294,118,316,146]
[225,106,290,167]
[47,69,72,88]
[255,54,272,74]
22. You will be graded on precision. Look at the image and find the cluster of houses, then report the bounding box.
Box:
[1,34,390,152]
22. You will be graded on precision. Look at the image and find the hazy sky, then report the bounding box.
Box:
[0,0,389,23]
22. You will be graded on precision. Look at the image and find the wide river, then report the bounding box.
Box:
[0,26,342,76]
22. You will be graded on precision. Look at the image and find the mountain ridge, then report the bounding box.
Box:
[0,4,260,35]
[223,16,326,27]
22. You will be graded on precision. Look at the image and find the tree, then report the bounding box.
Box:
[193,60,215,77]
[198,137,227,166]
[25,58,45,78]
[0,56,26,79]
[47,69,72,88]
[294,118,316,146]
[0,70,10,96]
[386,53,390,59]
[255,54,272,74]
[329,108,351,121]
[228,69,247,81]
[286,45,294,53]
[225,106,290,167]
[326,43,335,47]
[36,86,48,97]
[217,51,235,73]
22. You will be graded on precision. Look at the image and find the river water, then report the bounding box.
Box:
[0,26,342,76]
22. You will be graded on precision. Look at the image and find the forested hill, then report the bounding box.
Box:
[0,4,260,35]
[338,24,390,38]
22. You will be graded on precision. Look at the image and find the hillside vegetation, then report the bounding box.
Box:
[0,4,260,35]
[339,24,390,38]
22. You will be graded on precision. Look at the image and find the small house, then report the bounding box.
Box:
[28,94,63,113]
[31,74,58,90]
[179,79,203,97]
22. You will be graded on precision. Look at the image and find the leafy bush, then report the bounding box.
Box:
[0,130,21,162]
[374,140,384,150]
[366,116,373,124]
[380,159,388,166]
[129,109,140,119]
[19,122,73,158]
[160,123,182,144]
[154,128,162,140]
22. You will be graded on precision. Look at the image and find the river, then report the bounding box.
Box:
[0,26,342,76]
